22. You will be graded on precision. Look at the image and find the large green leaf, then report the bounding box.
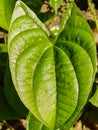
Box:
[8,1,55,128]
[8,1,96,129]
[56,3,96,129]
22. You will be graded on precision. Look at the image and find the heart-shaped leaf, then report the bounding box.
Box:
[8,1,96,129]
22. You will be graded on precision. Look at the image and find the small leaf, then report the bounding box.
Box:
[27,113,43,130]
[49,0,63,13]
[27,112,48,130]
[89,84,98,107]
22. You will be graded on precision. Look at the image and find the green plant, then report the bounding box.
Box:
[0,0,97,130]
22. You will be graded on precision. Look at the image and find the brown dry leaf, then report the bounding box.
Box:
[74,120,82,130]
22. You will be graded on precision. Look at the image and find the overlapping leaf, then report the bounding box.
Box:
[0,0,17,30]
[55,3,97,129]
[27,112,48,130]
[4,62,28,117]
[0,88,20,120]
[8,1,96,129]
[89,70,98,108]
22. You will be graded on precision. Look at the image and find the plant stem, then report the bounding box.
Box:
[2,120,15,130]
[87,0,98,30]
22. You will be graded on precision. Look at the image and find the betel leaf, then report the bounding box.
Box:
[8,1,54,128]
[0,0,17,30]
[56,3,96,129]
[8,1,96,130]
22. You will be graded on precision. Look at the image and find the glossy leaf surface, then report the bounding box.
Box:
[8,1,96,129]
[56,3,96,129]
